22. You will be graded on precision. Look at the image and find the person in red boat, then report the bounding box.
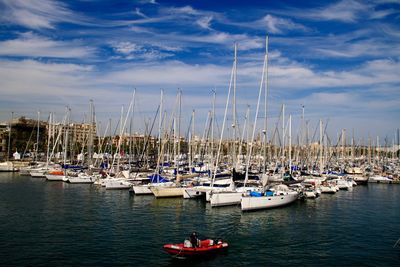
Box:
[190,231,200,248]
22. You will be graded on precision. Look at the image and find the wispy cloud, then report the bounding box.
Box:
[134,8,148,18]
[0,32,94,58]
[261,14,309,34]
[111,41,174,60]
[280,0,397,23]
[137,0,158,5]
[0,0,88,29]
[101,61,231,87]
[158,5,221,31]
[112,42,142,55]
[314,38,400,58]
[0,59,93,98]
[224,14,309,34]
[309,0,369,22]
[270,27,399,59]
[196,16,213,30]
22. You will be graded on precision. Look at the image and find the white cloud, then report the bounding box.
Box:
[0,52,398,138]
[165,6,199,15]
[196,16,213,30]
[313,0,368,22]
[0,32,94,58]
[135,8,148,18]
[112,42,143,55]
[282,0,396,23]
[138,0,158,5]
[261,14,309,34]
[0,59,93,98]
[314,39,400,58]
[111,41,174,60]
[101,61,231,87]
[0,0,88,29]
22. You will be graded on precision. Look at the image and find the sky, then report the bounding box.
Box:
[0,0,399,144]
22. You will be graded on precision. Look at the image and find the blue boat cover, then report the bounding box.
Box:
[250,191,263,197]
[265,191,274,196]
[147,174,170,183]
[62,164,85,170]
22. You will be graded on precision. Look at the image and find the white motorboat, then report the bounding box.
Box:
[336,178,353,190]
[320,183,338,194]
[304,188,318,198]
[368,175,393,183]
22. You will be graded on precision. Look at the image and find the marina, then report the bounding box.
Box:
[0,0,399,266]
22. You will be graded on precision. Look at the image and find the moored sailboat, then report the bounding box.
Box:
[241,184,299,211]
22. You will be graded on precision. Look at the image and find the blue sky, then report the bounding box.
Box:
[0,0,399,143]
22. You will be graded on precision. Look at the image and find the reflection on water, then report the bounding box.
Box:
[0,172,399,266]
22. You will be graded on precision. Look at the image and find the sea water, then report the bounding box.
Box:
[0,173,399,266]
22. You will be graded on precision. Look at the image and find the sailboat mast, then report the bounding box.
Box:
[159,89,163,164]
[46,112,52,165]
[211,54,235,187]
[64,107,70,169]
[189,109,195,171]
[232,43,237,169]
[282,104,285,161]
[211,90,216,160]
[178,89,182,171]
[319,119,323,173]
[244,40,268,185]
[35,111,40,162]
[263,35,269,173]
[289,114,292,175]
[88,99,93,168]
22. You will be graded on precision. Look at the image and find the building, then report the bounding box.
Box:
[0,123,8,160]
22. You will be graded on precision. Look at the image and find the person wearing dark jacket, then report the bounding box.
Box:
[190,232,199,248]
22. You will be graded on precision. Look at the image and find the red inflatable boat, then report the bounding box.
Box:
[163,239,229,258]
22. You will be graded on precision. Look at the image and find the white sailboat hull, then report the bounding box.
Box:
[30,170,47,178]
[0,161,16,172]
[205,187,234,201]
[132,185,153,195]
[241,192,298,211]
[353,175,368,185]
[183,188,205,199]
[368,176,393,183]
[67,176,94,184]
[150,187,183,198]
[19,168,32,176]
[210,191,243,207]
[105,180,131,190]
[46,174,65,181]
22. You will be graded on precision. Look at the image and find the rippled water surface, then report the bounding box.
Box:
[0,173,399,266]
